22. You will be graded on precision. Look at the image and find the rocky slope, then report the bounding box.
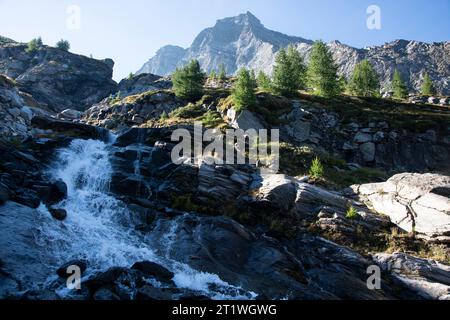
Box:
[0,119,448,300]
[0,39,117,112]
[138,12,450,95]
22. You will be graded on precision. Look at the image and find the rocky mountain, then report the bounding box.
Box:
[0,39,117,112]
[138,12,450,95]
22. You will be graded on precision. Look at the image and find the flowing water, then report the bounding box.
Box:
[35,138,256,300]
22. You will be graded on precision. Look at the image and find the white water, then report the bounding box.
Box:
[36,139,255,300]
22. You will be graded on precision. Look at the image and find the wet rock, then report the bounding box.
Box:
[11,189,41,208]
[0,183,10,204]
[31,116,104,140]
[136,285,176,300]
[131,261,174,282]
[93,288,121,300]
[21,290,60,300]
[49,208,67,221]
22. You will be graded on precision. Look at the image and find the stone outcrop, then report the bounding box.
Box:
[0,40,117,112]
[138,12,450,95]
[0,75,47,140]
[373,253,450,300]
[83,91,182,130]
[353,173,450,242]
[118,73,172,98]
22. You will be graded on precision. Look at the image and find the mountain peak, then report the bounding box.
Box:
[216,11,262,27]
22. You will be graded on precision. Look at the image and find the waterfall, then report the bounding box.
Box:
[36,138,255,300]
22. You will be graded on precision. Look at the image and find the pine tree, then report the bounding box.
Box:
[232,68,256,112]
[257,71,271,91]
[348,60,379,97]
[421,73,436,96]
[172,60,205,101]
[218,64,227,80]
[287,44,306,90]
[391,69,408,99]
[272,46,306,96]
[250,69,257,88]
[306,41,340,98]
[272,48,293,95]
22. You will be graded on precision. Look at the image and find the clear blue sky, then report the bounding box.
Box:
[1,0,449,81]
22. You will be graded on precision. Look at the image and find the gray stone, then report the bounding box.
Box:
[359,142,376,162]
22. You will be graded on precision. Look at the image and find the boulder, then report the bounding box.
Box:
[354,173,450,240]
[49,208,67,221]
[131,261,174,282]
[373,253,450,300]
[359,142,376,162]
[93,288,121,300]
[227,109,265,131]
[57,109,83,121]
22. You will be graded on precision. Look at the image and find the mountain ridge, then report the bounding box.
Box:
[137,12,450,95]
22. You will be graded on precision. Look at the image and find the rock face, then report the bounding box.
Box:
[0,40,117,112]
[138,12,450,95]
[354,173,450,242]
[138,12,311,77]
[83,91,182,130]
[0,75,46,140]
[373,253,450,300]
[118,73,172,98]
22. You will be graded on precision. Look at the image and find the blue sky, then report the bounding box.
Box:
[0,0,449,80]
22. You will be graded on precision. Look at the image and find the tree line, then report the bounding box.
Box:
[166,41,439,110]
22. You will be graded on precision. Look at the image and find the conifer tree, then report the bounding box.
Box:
[391,69,408,99]
[348,59,380,97]
[172,60,205,101]
[306,41,340,97]
[421,73,436,96]
[218,63,227,80]
[257,71,271,91]
[232,68,256,112]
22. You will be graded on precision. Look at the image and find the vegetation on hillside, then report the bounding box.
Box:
[347,60,380,97]
[172,59,205,101]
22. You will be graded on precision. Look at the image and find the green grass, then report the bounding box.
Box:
[345,206,359,219]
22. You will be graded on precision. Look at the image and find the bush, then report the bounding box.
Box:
[346,206,359,220]
[26,37,43,53]
[309,157,324,179]
[56,39,70,51]
[172,60,205,101]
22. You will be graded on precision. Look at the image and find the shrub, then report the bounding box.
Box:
[56,39,70,51]
[26,37,43,53]
[309,157,324,179]
[346,206,359,220]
